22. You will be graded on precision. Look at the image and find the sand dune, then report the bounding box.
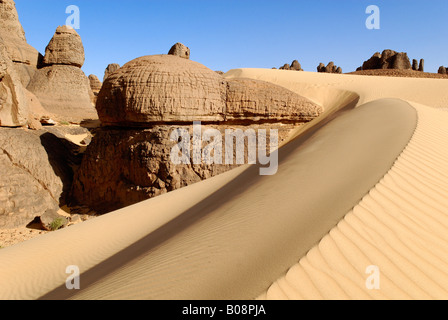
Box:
[0,69,447,300]
[259,102,448,300]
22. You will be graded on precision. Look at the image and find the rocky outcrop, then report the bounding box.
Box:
[43,26,84,68]
[279,60,303,71]
[0,128,75,228]
[103,63,120,82]
[317,62,342,73]
[438,66,447,75]
[27,26,96,123]
[361,50,412,70]
[72,54,323,213]
[0,41,28,127]
[168,42,190,60]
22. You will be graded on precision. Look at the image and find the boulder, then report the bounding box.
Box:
[0,128,74,228]
[39,209,68,231]
[290,60,303,71]
[317,62,326,73]
[168,42,190,60]
[418,59,424,72]
[438,66,447,75]
[27,65,97,123]
[103,63,120,82]
[279,63,290,70]
[97,55,227,125]
[0,41,28,127]
[43,26,84,68]
[335,67,342,74]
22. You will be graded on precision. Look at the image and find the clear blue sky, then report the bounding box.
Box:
[14,0,448,79]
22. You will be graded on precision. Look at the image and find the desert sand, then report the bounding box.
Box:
[1,70,448,300]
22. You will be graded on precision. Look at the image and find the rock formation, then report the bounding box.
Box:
[361,50,411,70]
[0,0,42,86]
[438,66,447,75]
[279,60,303,71]
[43,26,84,68]
[27,26,96,123]
[317,61,342,73]
[168,42,190,60]
[72,54,323,213]
[103,63,120,82]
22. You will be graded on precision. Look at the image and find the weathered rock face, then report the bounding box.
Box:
[70,124,294,214]
[438,66,447,75]
[168,42,190,60]
[0,128,75,228]
[97,55,322,126]
[97,55,227,125]
[0,0,40,68]
[43,26,85,68]
[361,50,411,70]
[0,41,28,127]
[27,65,96,122]
[226,78,323,122]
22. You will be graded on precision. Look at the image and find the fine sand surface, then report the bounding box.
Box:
[0,69,447,300]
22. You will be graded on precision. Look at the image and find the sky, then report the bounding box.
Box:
[14,0,448,79]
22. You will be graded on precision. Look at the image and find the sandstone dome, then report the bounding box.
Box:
[97,54,323,126]
[96,54,227,125]
[43,25,85,68]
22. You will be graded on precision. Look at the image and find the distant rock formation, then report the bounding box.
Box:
[103,63,120,82]
[72,54,323,213]
[418,59,424,72]
[168,42,190,60]
[27,26,96,123]
[317,61,342,73]
[278,60,303,71]
[88,74,102,95]
[438,66,447,75]
[361,50,412,71]
[412,59,418,71]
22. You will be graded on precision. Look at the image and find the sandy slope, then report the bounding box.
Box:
[0,69,447,300]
